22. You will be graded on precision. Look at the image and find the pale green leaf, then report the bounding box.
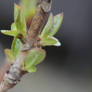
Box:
[11,38,22,59]
[41,37,61,46]
[27,66,37,73]
[1,30,18,37]
[25,48,46,72]
[15,5,26,37]
[11,23,17,30]
[20,0,37,20]
[41,13,63,38]
[1,4,26,37]
[51,37,61,46]
[15,9,25,31]
[14,4,21,21]
[48,13,64,36]
[41,13,54,38]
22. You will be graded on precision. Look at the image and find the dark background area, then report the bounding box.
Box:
[0,0,14,29]
[0,0,92,92]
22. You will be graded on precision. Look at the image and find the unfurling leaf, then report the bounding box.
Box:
[15,7,26,37]
[24,48,46,73]
[5,49,14,60]
[48,13,64,36]
[15,10,26,31]
[14,3,27,38]
[1,23,17,37]
[14,4,21,21]
[41,13,54,38]
[1,30,18,37]
[11,38,22,59]
[14,3,26,32]
[11,23,17,30]
[1,4,26,38]
[41,12,63,38]
[20,0,37,20]
[40,12,63,47]
[4,39,22,61]
[41,37,61,46]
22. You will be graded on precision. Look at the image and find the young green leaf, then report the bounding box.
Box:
[24,48,46,73]
[14,4,21,21]
[14,4,26,38]
[41,13,54,38]
[5,49,14,60]
[15,10,22,30]
[11,23,17,30]
[41,37,61,46]
[1,5,26,38]
[27,66,37,73]
[41,12,63,38]
[15,9,26,32]
[1,30,18,37]
[20,0,37,20]
[11,38,22,59]
[48,13,64,36]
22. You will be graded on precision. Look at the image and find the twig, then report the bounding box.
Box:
[0,0,52,92]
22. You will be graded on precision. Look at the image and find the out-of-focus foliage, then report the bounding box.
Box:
[20,0,37,20]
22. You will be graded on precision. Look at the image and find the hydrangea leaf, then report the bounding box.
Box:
[20,0,37,20]
[24,48,46,73]
[11,38,22,59]
[41,13,54,38]
[41,37,61,46]
[41,13,63,38]
[4,49,14,60]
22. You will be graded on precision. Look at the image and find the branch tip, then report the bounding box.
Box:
[41,0,52,12]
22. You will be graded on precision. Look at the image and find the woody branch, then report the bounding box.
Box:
[0,0,51,92]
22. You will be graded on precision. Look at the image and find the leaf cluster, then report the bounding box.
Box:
[1,0,63,73]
